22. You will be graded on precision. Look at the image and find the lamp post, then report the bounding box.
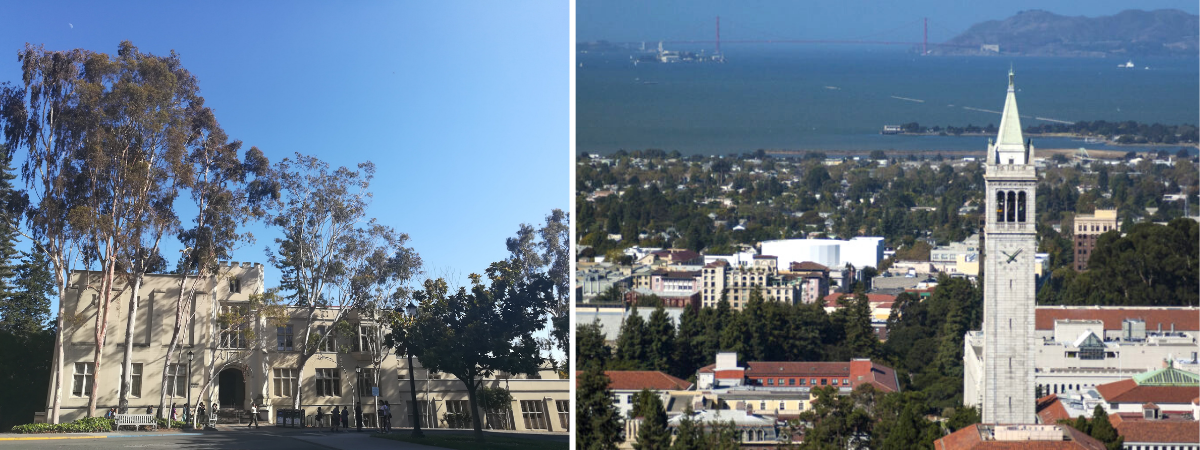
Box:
[403,302,424,438]
[355,365,362,431]
[187,351,194,429]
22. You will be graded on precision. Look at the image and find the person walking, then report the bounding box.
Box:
[170,403,177,422]
[248,403,260,429]
[315,407,324,429]
[197,403,206,426]
[330,406,340,432]
[382,401,391,433]
[340,406,349,431]
[355,402,363,432]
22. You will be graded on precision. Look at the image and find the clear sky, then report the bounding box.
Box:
[578,0,1200,43]
[0,2,568,301]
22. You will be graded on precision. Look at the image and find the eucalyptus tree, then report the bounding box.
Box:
[504,209,569,373]
[0,44,91,424]
[402,258,555,442]
[264,153,419,411]
[162,104,276,419]
[349,235,421,417]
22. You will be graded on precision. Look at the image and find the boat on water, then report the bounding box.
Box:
[1118,60,1135,68]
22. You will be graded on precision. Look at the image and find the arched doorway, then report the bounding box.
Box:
[218,368,245,409]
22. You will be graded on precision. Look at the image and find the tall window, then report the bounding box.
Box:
[445,400,471,429]
[120,363,143,398]
[1006,191,1016,222]
[166,364,186,397]
[315,368,340,397]
[277,325,294,351]
[229,277,241,293]
[555,400,569,431]
[354,325,377,353]
[1017,191,1027,222]
[316,325,336,352]
[357,368,378,397]
[72,362,94,397]
[996,191,1006,222]
[219,304,248,349]
[407,400,435,429]
[520,400,547,430]
[273,368,298,397]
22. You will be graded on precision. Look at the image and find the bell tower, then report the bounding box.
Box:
[982,69,1038,424]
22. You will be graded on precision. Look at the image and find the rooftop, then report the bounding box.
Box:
[935,424,1105,450]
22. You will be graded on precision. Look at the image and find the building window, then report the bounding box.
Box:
[408,400,435,429]
[166,363,186,398]
[767,378,774,386]
[120,363,143,398]
[72,362,94,397]
[556,400,569,431]
[520,400,548,430]
[821,379,827,386]
[779,401,785,410]
[843,378,850,385]
[357,368,378,397]
[316,325,336,352]
[218,304,249,349]
[799,379,806,386]
[316,368,341,397]
[832,379,839,386]
[1006,191,1016,222]
[229,277,241,293]
[1017,191,1027,222]
[354,325,377,353]
[788,378,795,386]
[277,325,294,351]
[445,400,471,429]
[273,368,298,397]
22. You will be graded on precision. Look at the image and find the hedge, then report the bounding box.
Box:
[11,417,116,433]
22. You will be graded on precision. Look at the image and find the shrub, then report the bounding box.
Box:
[11,417,116,433]
[156,418,186,429]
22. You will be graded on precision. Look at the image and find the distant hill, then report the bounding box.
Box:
[936,9,1199,57]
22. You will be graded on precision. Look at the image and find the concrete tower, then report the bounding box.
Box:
[982,69,1037,424]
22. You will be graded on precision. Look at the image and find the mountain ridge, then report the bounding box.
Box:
[937,9,1198,57]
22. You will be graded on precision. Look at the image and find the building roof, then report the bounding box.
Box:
[698,359,900,393]
[1109,413,1200,444]
[602,371,692,391]
[1095,379,1199,405]
[1131,363,1200,386]
[1034,306,1200,332]
[1036,395,1071,424]
[824,293,898,305]
[789,261,830,272]
[934,424,1106,450]
[651,249,701,262]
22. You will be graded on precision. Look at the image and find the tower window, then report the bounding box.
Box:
[996,191,1006,222]
[1017,191,1026,222]
[1006,191,1016,222]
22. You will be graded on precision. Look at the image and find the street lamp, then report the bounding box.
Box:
[355,365,362,431]
[187,351,194,429]
[403,302,424,438]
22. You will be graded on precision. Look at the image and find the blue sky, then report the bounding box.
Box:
[579,0,1199,43]
[0,2,568,302]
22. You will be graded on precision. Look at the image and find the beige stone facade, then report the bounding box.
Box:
[48,263,569,432]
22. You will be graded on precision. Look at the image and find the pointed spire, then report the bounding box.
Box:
[993,68,1026,163]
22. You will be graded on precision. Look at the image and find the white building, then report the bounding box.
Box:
[759,236,884,271]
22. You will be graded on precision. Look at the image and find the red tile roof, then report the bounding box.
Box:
[652,249,701,262]
[1034,306,1200,331]
[789,261,830,272]
[934,424,1106,450]
[1109,413,1200,444]
[1095,379,1200,405]
[698,359,900,393]
[1036,395,1071,424]
[602,371,692,391]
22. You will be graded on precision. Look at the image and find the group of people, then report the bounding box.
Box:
[101,401,213,428]
[313,401,393,432]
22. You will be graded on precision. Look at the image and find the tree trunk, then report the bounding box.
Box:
[465,377,485,442]
[160,274,197,418]
[118,274,143,413]
[88,260,117,418]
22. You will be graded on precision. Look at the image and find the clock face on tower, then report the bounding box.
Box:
[1001,249,1022,264]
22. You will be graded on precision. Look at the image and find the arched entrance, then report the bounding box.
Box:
[218,368,245,408]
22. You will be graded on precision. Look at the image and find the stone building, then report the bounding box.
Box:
[699,257,801,310]
[979,69,1039,424]
[46,263,568,432]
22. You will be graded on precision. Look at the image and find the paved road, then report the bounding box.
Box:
[0,426,565,449]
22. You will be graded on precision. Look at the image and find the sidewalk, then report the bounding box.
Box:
[0,432,203,441]
[223,426,445,450]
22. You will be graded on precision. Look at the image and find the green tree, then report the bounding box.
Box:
[615,305,650,368]
[633,389,671,450]
[577,360,624,450]
[406,260,554,442]
[577,320,613,369]
[646,305,675,372]
[669,406,704,450]
[1088,405,1123,450]
[0,251,54,334]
